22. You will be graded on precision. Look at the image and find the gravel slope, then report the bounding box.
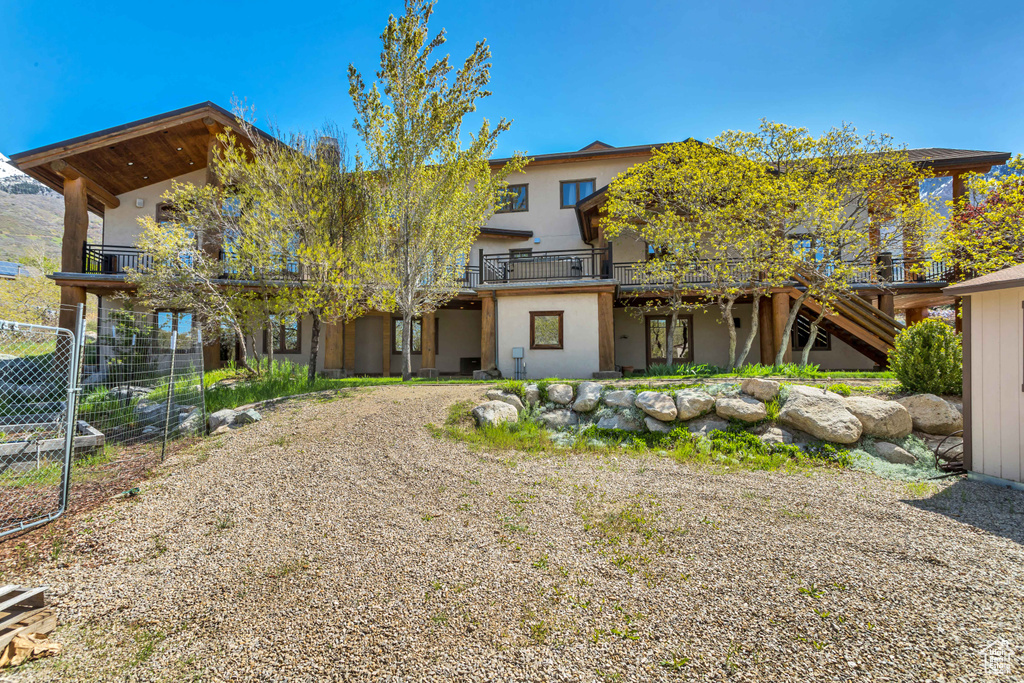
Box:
[5,384,1023,682]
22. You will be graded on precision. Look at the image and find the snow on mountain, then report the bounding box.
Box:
[0,153,24,179]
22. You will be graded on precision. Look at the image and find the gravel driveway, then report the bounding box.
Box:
[4,384,1023,681]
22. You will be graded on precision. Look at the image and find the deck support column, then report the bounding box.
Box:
[343,321,356,373]
[58,174,89,333]
[905,307,927,325]
[418,311,438,378]
[771,292,793,364]
[879,293,895,318]
[481,295,496,372]
[758,296,775,364]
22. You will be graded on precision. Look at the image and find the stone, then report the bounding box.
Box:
[674,389,715,420]
[741,377,780,402]
[897,394,963,436]
[179,409,201,435]
[843,396,912,440]
[485,389,525,413]
[596,412,643,432]
[603,390,636,408]
[523,384,541,406]
[715,396,767,423]
[572,382,603,412]
[547,384,574,405]
[234,409,262,425]
[635,391,677,421]
[471,400,519,427]
[472,369,501,380]
[686,415,730,436]
[211,425,231,436]
[135,402,169,427]
[540,410,579,430]
[779,389,862,444]
[644,416,674,433]
[874,441,917,465]
[208,408,238,432]
[758,426,794,445]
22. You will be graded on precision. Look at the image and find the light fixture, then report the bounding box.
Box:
[127,162,134,166]
[188,161,194,165]
[142,175,149,180]
[136,198,144,208]
[176,147,182,151]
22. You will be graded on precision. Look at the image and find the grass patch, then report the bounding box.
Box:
[636,362,893,381]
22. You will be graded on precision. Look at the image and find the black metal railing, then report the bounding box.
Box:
[613,258,755,286]
[461,265,480,289]
[83,244,152,275]
[480,247,612,284]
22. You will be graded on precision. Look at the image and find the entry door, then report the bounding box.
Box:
[646,315,693,366]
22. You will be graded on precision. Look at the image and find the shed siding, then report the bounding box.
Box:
[970,286,1024,483]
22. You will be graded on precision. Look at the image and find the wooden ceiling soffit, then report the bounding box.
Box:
[49,160,120,208]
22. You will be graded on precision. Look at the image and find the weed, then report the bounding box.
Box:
[660,653,691,671]
[267,557,309,578]
[532,553,549,570]
[213,516,235,531]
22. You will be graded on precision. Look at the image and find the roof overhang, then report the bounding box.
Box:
[478,227,534,240]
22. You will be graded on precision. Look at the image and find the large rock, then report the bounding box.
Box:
[234,409,262,425]
[572,382,603,412]
[715,396,767,423]
[635,391,677,421]
[597,412,643,432]
[843,396,912,440]
[485,389,525,413]
[897,394,963,436]
[208,408,238,432]
[539,410,579,430]
[547,384,574,405]
[741,377,780,402]
[758,426,794,445]
[779,387,862,444]
[874,441,917,465]
[472,400,519,427]
[603,390,636,408]
[674,389,715,420]
[686,415,730,436]
[523,384,540,406]
[644,416,674,433]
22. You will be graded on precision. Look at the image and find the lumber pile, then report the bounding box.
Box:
[0,585,60,667]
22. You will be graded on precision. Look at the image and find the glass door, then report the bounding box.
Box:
[646,315,693,366]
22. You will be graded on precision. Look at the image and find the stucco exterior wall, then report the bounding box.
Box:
[103,169,207,246]
[495,292,600,379]
[968,286,1024,484]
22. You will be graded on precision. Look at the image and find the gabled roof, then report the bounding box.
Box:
[943,263,1024,295]
[906,148,1011,170]
[490,141,669,168]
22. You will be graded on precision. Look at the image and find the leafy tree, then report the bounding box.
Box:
[348,0,526,379]
[0,253,61,327]
[889,318,961,394]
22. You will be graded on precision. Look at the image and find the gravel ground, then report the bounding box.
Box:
[3,384,1023,682]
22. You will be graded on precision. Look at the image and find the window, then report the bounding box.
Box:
[509,248,533,260]
[496,184,528,213]
[791,316,831,351]
[646,315,693,365]
[560,179,596,208]
[156,310,195,353]
[392,317,440,355]
[265,315,302,354]
[530,311,563,350]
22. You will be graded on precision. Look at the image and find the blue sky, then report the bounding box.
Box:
[2,0,1023,159]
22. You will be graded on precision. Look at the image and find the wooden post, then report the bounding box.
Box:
[905,308,926,325]
[343,321,356,372]
[481,295,496,371]
[381,314,391,377]
[879,293,895,318]
[422,311,436,369]
[954,297,963,334]
[58,174,90,334]
[758,296,775,364]
[772,292,792,364]
[321,321,342,371]
[597,291,614,372]
[58,286,86,338]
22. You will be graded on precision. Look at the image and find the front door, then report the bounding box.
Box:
[646,315,693,367]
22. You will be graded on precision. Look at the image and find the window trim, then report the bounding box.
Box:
[495,183,529,213]
[559,178,597,209]
[529,311,564,350]
[154,309,196,354]
[264,315,302,355]
[391,316,440,355]
[645,314,694,365]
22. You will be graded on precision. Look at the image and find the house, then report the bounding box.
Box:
[8,102,1012,378]
[944,265,1024,489]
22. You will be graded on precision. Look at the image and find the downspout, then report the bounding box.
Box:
[492,290,499,376]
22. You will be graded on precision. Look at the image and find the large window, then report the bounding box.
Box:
[792,316,831,351]
[156,310,194,353]
[265,315,302,354]
[560,179,596,208]
[496,184,529,213]
[530,311,563,350]
[392,317,440,355]
[646,315,693,365]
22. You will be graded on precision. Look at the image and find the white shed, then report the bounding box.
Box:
[945,265,1024,489]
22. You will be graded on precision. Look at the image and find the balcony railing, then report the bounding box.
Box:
[461,265,480,289]
[83,244,152,275]
[480,247,612,284]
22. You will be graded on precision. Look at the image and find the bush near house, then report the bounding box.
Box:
[888,319,962,395]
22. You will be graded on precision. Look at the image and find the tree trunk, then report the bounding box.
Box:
[307,311,321,384]
[719,296,738,369]
[773,290,811,366]
[800,309,827,367]
[402,310,413,381]
[666,310,677,367]
[234,325,251,373]
[735,293,761,368]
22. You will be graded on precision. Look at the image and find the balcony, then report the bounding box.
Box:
[479,248,611,284]
[83,244,152,275]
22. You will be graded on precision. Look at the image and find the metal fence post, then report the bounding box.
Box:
[58,304,86,516]
[161,330,177,462]
[197,327,208,436]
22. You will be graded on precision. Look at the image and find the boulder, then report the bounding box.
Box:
[208,408,238,432]
[485,389,525,413]
[135,402,169,427]
[741,377,780,402]
[211,425,231,436]
[539,409,579,430]
[674,389,715,420]
[523,384,541,406]
[897,394,963,436]
[597,412,643,432]
[635,391,677,421]
[644,416,674,433]
[874,441,917,465]
[779,389,862,444]
[758,426,794,445]
[715,396,767,423]
[686,415,730,436]
[843,396,912,440]
[603,390,636,408]
[572,382,603,413]
[234,409,262,425]
[471,400,519,427]
[547,384,574,405]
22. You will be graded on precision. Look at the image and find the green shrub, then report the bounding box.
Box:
[826,383,852,397]
[888,319,962,394]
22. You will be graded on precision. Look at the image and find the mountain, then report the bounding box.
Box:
[0,154,102,264]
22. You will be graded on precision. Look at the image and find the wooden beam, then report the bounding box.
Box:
[597,291,614,372]
[343,321,356,372]
[905,307,927,325]
[798,296,891,354]
[422,311,436,369]
[772,292,792,363]
[58,286,85,338]
[481,295,496,371]
[50,160,120,209]
[61,176,89,274]
[758,296,775,364]
[879,293,895,318]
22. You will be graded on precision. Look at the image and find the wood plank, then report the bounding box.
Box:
[343,321,356,372]
[0,588,46,615]
[49,160,120,208]
[422,311,436,369]
[322,321,342,371]
[597,291,614,372]
[0,607,46,632]
[797,297,890,353]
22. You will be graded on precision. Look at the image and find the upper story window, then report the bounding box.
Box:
[496,184,529,213]
[560,179,596,209]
